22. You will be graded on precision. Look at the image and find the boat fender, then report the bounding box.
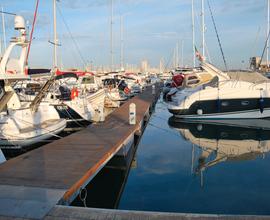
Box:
[71,88,79,99]
[259,98,264,113]
[197,109,203,115]
[216,99,221,112]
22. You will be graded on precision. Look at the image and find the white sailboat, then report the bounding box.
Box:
[0,15,66,148]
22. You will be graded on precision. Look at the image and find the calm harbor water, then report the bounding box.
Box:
[74,96,270,215]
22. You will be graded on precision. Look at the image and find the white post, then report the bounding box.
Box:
[53,0,57,69]
[191,0,196,68]
[1,7,6,52]
[267,0,270,66]
[152,84,155,94]
[201,0,205,58]
[99,104,105,122]
[110,0,114,72]
[129,103,136,125]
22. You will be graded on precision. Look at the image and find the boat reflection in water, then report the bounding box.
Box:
[168,117,270,185]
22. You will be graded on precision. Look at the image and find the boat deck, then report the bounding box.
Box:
[0,84,160,219]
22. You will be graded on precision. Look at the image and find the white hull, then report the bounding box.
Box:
[0,119,66,148]
[174,108,270,120]
[0,103,67,148]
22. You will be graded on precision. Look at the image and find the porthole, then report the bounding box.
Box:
[221,101,229,106]
[241,101,249,106]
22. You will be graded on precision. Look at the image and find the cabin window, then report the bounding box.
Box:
[81,77,95,84]
[187,76,198,80]
[221,101,229,106]
[241,101,249,106]
[240,133,248,139]
[187,79,200,85]
[220,132,228,138]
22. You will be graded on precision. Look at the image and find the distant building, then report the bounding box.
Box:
[141,60,149,73]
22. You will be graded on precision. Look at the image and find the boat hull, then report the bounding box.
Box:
[168,97,270,120]
[0,118,66,149]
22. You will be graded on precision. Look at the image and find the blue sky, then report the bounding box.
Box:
[0,0,268,70]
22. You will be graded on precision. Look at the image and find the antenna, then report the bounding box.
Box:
[191,0,196,68]
[53,0,57,69]
[110,0,114,72]
[267,0,270,66]
[120,15,124,72]
[201,0,205,58]
[181,40,184,67]
[176,42,179,68]
[1,7,6,52]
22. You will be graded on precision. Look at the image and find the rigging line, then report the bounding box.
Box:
[207,0,228,72]
[56,4,87,68]
[0,11,16,16]
[26,0,40,65]
[259,25,270,67]
[148,122,181,138]
[164,46,177,72]
[250,26,261,62]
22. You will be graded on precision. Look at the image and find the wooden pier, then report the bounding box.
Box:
[0,84,160,219]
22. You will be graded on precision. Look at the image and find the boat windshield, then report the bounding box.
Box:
[81,76,95,84]
[202,76,219,88]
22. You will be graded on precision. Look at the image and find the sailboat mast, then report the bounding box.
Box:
[1,7,6,52]
[191,0,195,68]
[53,0,57,69]
[267,0,270,66]
[201,0,205,58]
[181,40,184,67]
[176,42,179,68]
[110,0,114,72]
[120,15,124,71]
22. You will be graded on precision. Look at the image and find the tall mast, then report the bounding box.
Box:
[173,47,176,68]
[176,42,179,68]
[1,7,6,52]
[120,15,124,71]
[191,0,196,67]
[201,0,205,58]
[110,0,114,72]
[53,0,57,69]
[267,0,270,66]
[181,40,184,67]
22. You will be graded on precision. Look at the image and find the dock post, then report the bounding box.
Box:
[98,104,105,122]
[152,84,155,94]
[129,103,136,125]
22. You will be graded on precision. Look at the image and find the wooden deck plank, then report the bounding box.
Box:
[0,84,160,219]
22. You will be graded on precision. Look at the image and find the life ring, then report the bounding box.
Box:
[71,87,79,99]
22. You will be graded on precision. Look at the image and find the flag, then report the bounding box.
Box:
[195,46,204,62]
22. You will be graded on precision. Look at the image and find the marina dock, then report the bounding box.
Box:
[0,84,161,219]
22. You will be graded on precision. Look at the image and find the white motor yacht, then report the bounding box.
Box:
[0,15,66,148]
[167,61,270,120]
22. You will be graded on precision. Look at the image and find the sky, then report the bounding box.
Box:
[0,0,268,70]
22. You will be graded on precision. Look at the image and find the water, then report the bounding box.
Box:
[75,97,270,215]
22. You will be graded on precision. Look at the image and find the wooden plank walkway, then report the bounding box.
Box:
[0,84,161,219]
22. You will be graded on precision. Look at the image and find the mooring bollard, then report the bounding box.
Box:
[152,84,155,95]
[129,103,136,125]
[99,105,105,122]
